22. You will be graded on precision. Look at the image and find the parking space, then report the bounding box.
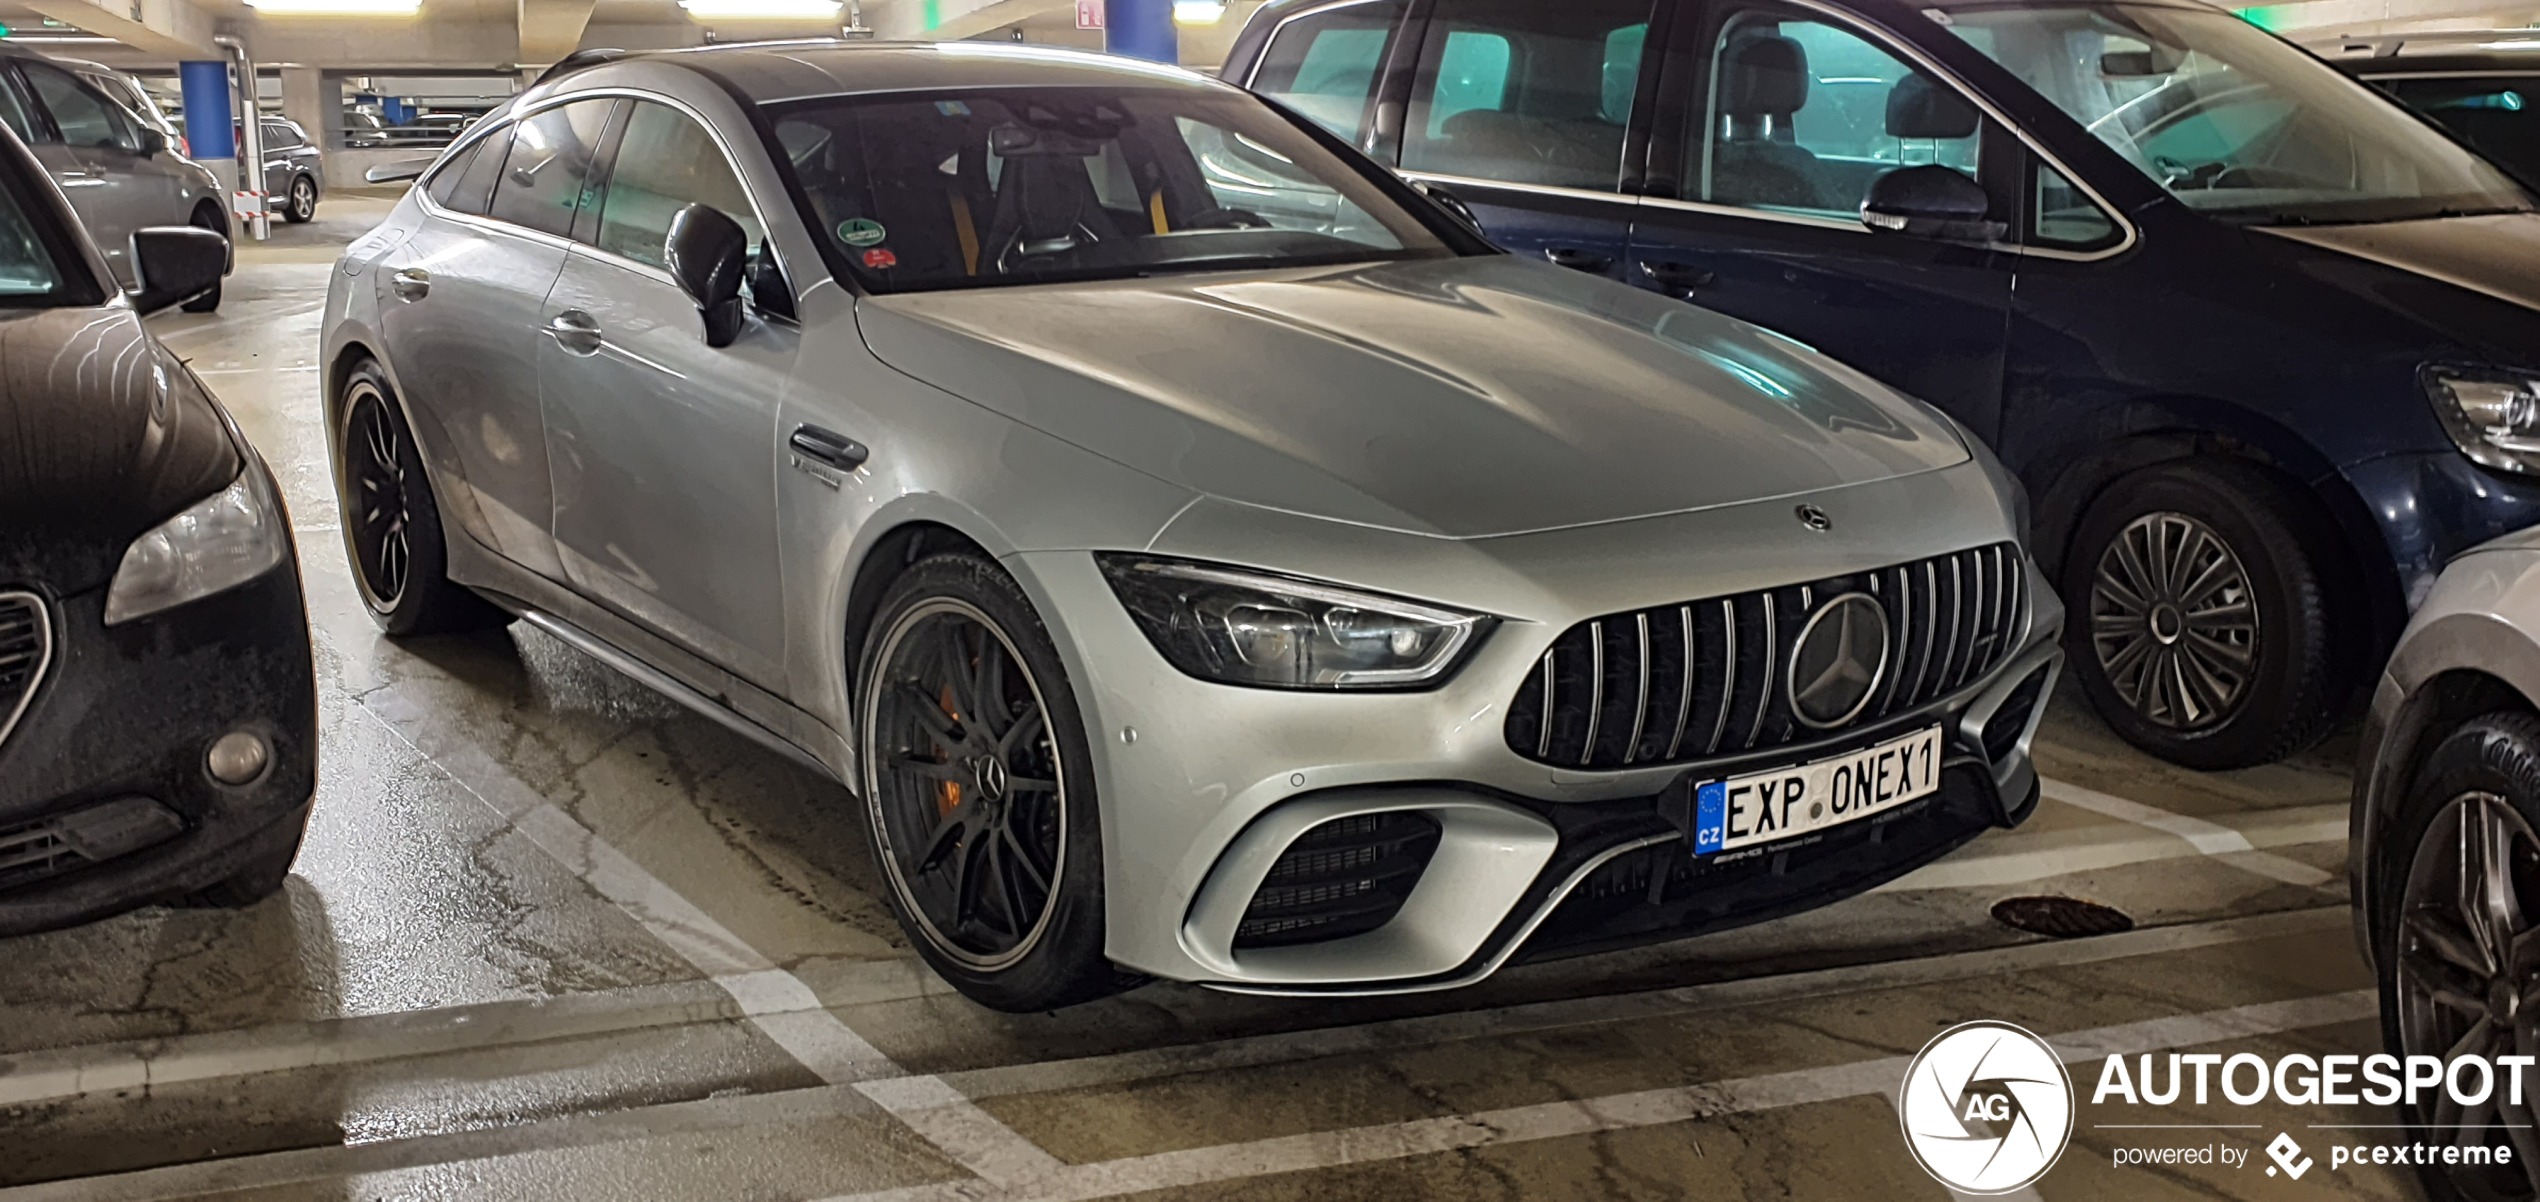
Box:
[0,197,2428,1201]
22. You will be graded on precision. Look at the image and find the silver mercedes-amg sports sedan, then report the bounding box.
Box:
[321,40,2063,1011]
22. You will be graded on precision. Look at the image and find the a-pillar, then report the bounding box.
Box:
[1105,0,1177,63]
[177,60,236,191]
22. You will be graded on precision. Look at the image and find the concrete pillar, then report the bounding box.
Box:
[278,66,328,148]
[1105,0,1177,62]
[178,60,236,193]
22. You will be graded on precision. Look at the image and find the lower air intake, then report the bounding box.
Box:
[1234,811,1442,950]
[0,796,186,893]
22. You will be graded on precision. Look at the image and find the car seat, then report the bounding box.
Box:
[1712,33,1825,209]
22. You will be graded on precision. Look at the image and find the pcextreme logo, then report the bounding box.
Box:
[1899,1021,2076,1194]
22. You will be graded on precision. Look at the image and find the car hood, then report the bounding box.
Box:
[2262,213,2540,358]
[0,306,240,594]
[856,255,1970,540]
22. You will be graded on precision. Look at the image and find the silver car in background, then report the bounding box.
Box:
[0,43,228,308]
[322,42,2061,1012]
[2353,528,2540,1198]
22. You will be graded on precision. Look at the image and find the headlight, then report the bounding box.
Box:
[103,463,289,626]
[2426,366,2540,475]
[1097,555,1491,689]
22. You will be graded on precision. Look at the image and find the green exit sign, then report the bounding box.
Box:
[0,24,15,38]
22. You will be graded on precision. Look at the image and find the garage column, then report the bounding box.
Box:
[278,67,330,151]
[1105,0,1178,63]
[178,60,236,190]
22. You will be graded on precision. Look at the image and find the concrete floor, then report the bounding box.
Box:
[0,196,2425,1200]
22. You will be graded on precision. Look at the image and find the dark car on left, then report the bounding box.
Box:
[0,120,315,929]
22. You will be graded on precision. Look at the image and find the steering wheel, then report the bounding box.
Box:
[1182,207,1274,231]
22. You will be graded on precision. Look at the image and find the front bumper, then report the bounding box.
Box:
[0,560,317,935]
[1014,476,2064,993]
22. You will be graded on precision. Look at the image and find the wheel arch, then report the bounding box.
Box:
[2355,666,2540,968]
[840,518,1000,698]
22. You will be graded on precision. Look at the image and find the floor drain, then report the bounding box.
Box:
[1991,895,2135,939]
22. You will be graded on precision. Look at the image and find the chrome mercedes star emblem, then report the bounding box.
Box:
[1796,504,1832,532]
[968,755,1011,803]
[1788,593,1891,729]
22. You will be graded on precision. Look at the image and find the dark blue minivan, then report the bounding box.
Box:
[1226,0,2540,770]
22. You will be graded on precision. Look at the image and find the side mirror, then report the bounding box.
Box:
[665,203,747,349]
[1406,178,1487,238]
[135,127,167,158]
[129,226,229,315]
[364,155,436,184]
[1860,165,2007,244]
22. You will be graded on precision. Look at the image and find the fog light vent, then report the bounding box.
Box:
[1982,666,2053,764]
[1234,811,1442,950]
[0,797,185,893]
[1991,895,2134,939]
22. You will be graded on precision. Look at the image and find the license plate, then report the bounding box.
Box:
[1690,725,1943,856]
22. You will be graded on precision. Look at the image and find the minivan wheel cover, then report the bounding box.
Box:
[2396,790,2540,1198]
[342,383,411,614]
[862,599,1066,970]
[2089,511,2257,731]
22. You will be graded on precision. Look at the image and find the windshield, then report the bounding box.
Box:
[1939,4,2532,225]
[766,86,1455,293]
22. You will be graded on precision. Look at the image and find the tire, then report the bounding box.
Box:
[183,820,305,909]
[854,552,1130,1012]
[284,175,316,224]
[331,359,511,636]
[179,206,226,312]
[2062,458,2344,769]
[2371,713,2540,1202]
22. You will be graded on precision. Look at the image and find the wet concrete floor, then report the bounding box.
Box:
[0,195,2425,1200]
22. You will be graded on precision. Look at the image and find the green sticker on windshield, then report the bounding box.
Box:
[837,218,888,248]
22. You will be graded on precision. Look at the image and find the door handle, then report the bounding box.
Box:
[542,310,603,355]
[390,267,430,301]
[1640,261,1715,296]
[1543,246,1615,274]
[788,425,869,473]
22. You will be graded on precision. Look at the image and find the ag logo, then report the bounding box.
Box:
[1899,1021,2074,1194]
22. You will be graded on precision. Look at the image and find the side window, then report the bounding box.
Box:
[2384,76,2540,187]
[1694,9,1986,219]
[2031,162,2119,251]
[21,63,134,152]
[423,138,486,211]
[593,101,764,270]
[0,71,38,145]
[264,121,303,150]
[1249,0,1405,142]
[1401,0,1656,190]
[488,99,617,238]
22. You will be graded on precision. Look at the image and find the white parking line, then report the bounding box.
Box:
[814,990,2380,1202]
[335,640,1063,1187]
[2040,778,2341,892]
[1879,800,2348,893]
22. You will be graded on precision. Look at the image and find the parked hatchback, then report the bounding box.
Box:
[0,44,228,307]
[326,42,2057,1011]
[1229,0,2540,770]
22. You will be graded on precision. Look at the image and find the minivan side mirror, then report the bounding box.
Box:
[1860,166,2007,244]
[134,127,167,158]
[1406,177,1488,239]
[128,226,229,315]
[665,203,748,349]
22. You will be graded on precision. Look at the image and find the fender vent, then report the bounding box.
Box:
[1234,812,1442,950]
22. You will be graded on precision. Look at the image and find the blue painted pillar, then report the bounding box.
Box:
[178,61,234,160]
[1105,0,1178,63]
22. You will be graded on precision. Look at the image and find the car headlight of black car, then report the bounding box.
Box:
[1098,555,1491,689]
[2426,366,2540,475]
[103,461,288,626]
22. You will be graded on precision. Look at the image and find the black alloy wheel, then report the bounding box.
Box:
[856,552,1126,1012]
[867,598,1065,968]
[2383,713,2540,1201]
[343,381,412,615]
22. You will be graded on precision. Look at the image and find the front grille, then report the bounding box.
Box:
[0,592,48,751]
[0,796,186,893]
[1234,812,1442,949]
[1505,544,2026,771]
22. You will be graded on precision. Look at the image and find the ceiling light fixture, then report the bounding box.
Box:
[678,0,842,19]
[1172,0,1227,23]
[242,0,422,13]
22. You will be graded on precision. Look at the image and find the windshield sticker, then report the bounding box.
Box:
[837,218,888,248]
[863,248,899,270]
[936,100,972,117]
